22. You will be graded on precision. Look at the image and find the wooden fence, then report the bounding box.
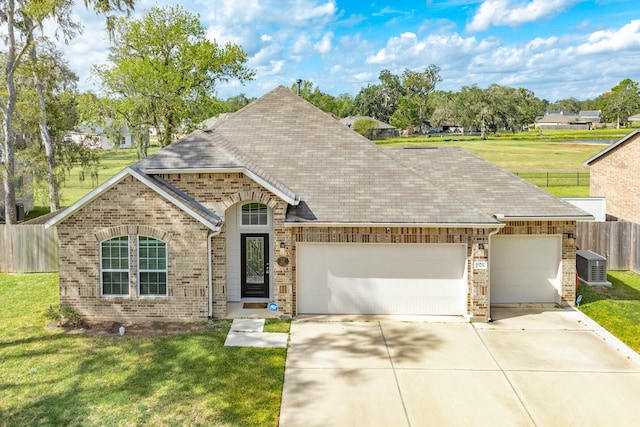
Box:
[577,221,640,273]
[0,225,59,273]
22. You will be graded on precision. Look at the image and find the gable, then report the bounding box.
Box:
[45,167,222,231]
[585,129,640,166]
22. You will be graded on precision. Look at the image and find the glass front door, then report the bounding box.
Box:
[241,234,269,298]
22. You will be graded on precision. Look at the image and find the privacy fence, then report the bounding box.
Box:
[0,225,59,273]
[577,221,640,274]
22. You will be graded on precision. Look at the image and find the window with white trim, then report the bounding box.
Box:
[101,236,129,296]
[241,202,268,226]
[138,236,168,296]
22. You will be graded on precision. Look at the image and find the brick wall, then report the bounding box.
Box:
[57,175,212,321]
[590,136,640,223]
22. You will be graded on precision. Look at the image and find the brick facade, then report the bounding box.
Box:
[590,135,640,223]
[57,172,577,322]
[57,176,212,321]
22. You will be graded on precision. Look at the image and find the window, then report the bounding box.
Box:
[101,236,129,296]
[138,236,168,296]
[241,203,268,226]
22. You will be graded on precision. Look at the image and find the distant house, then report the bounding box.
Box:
[584,129,640,223]
[628,113,640,124]
[340,116,399,138]
[69,121,134,150]
[535,110,598,130]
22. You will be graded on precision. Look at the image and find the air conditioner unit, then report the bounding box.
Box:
[576,250,611,287]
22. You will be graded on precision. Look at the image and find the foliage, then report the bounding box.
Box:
[0,273,287,426]
[354,66,441,127]
[289,80,353,117]
[352,117,378,139]
[602,79,640,128]
[94,5,254,149]
[577,271,640,353]
[46,304,83,328]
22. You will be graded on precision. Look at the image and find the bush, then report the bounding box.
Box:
[46,304,83,328]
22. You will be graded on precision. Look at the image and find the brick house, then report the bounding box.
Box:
[585,129,640,223]
[46,86,591,322]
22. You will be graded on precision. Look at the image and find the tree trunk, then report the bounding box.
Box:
[2,0,18,224]
[30,44,60,211]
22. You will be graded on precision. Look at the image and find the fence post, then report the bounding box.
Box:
[546,171,549,187]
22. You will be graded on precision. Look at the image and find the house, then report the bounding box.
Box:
[584,129,640,223]
[69,122,134,150]
[535,110,592,130]
[46,86,591,322]
[579,110,602,126]
[0,148,34,222]
[340,116,400,138]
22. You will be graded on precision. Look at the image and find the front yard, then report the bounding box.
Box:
[577,271,640,353]
[0,273,287,426]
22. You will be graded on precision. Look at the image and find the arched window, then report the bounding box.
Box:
[100,236,129,296]
[241,202,268,226]
[138,236,168,296]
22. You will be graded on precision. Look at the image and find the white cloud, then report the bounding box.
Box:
[261,34,273,42]
[467,0,578,33]
[314,32,334,54]
[577,20,640,54]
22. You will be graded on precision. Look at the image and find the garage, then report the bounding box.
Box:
[490,235,562,304]
[297,243,467,315]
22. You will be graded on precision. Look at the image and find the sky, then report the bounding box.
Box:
[61,0,640,102]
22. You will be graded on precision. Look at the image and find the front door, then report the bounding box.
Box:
[241,234,270,298]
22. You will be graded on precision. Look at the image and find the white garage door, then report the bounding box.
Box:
[490,235,562,304]
[297,243,467,315]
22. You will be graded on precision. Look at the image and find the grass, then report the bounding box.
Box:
[0,273,289,426]
[577,271,640,353]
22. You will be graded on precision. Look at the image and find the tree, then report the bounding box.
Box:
[396,65,442,132]
[0,0,133,223]
[95,5,254,149]
[352,118,377,139]
[603,79,640,128]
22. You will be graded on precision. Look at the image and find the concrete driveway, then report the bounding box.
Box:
[279,308,640,427]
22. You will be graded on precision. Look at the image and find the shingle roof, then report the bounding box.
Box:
[134,85,589,225]
[390,147,592,219]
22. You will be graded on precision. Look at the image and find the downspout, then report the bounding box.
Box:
[208,229,221,319]
[486,226,503,322]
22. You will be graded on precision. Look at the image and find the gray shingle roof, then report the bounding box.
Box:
[134,86,589,225]
[390,147,591,219]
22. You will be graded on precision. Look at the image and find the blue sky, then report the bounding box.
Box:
[64,0,640,101]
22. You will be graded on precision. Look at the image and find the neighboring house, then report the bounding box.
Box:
[535,110,593,130]
[69,122,133,150]
[584,129,640,223]
[46,86,591,322]
[628,113,640,124]
[579,110,602,126]
[340,116,400,138]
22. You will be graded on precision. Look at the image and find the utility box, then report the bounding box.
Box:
[576,250,611,287]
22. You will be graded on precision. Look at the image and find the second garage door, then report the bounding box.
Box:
[297,243,467,315]
[490,235,562,304]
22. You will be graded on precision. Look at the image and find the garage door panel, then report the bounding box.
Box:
[298,243,467,315]
[490,236,561,304]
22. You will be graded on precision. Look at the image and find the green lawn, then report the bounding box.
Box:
[577,271,640,353]
[0,273,288,426]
